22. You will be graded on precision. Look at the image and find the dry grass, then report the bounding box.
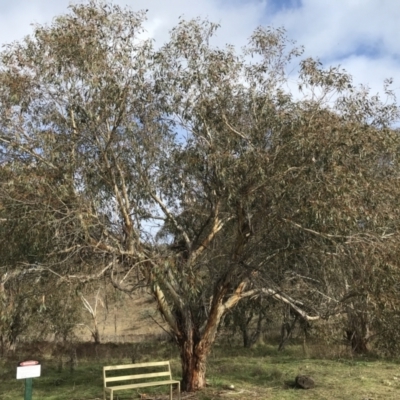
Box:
[76,290,169,343]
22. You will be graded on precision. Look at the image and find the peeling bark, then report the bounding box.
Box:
[179,331,208,391]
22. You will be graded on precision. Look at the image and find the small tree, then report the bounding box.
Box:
[224,297,271,348]
[80,288,104,344]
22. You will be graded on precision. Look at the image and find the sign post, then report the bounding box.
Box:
[24,378,33,400]
[16,360,41,400]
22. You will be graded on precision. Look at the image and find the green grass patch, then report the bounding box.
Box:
[2,342,400,399]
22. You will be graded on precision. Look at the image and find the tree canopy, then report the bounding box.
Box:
[1,0,400,390]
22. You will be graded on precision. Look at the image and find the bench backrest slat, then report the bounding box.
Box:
[104,361,170,371]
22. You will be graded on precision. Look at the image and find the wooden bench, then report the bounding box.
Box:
[103,361,181,400]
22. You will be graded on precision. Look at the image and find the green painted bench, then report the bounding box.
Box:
[103,361,181,400]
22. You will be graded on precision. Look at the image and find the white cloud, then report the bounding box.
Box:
[267,0,400,96]
[269,0,400,60]
[340,55,400,99]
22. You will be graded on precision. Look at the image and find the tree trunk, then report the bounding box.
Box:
[346,330,369,354]
[154,276,245,392]
[241,327,251,348]
[180,338,207,392]
[175,292,228,391]
[346,310,370,354]
[175,308,210,392]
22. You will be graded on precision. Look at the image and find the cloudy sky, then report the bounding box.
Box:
[0,0,399,98]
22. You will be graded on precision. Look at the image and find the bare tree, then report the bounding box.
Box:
[80,288,104,344]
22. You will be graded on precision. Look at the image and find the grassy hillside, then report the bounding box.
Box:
[76,290,168,343]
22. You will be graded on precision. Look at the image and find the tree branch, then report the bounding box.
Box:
[153,283,179,336]
[150,191,192,251]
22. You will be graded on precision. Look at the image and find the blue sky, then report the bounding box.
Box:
[0,0,399,99]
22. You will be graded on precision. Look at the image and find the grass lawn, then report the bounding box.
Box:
[1,342,400,399]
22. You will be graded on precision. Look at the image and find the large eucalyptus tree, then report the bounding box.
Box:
[1,0,400,390]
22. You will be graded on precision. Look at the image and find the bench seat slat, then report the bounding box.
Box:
[105,371,170,382]
[105,379,180,391]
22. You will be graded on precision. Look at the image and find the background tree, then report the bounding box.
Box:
[1,0,400,391]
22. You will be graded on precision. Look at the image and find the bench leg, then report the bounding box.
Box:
[104,389,113,400]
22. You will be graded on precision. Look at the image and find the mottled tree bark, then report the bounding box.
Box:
[179,335,207,391]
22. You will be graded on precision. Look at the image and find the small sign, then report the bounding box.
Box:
[16,360,41,379]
